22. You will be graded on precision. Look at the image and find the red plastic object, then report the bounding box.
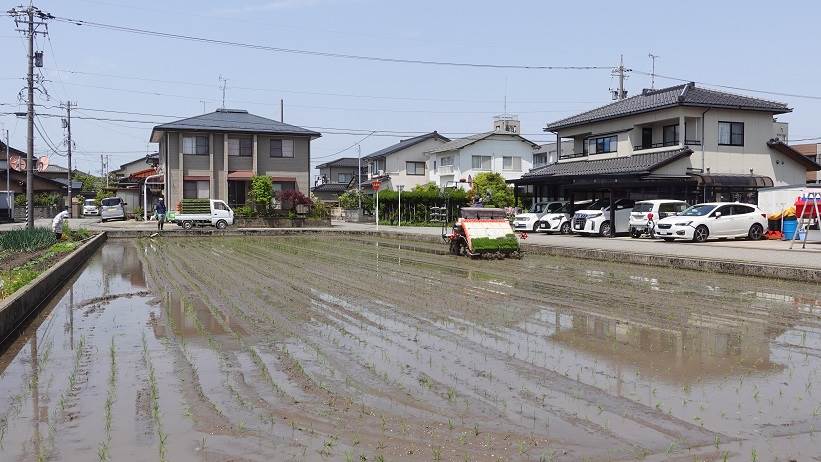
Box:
[795,197,821,218]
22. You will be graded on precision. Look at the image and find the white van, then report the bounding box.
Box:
[572,199,635,236]
[629,200,688,238]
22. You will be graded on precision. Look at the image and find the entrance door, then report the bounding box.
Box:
[228,181,248,207]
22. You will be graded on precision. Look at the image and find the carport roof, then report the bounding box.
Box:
[519,147,692,181]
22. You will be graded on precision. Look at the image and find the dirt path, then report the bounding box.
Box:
[1,236,820,461]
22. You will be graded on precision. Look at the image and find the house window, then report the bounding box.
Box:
[662,125,679,146]
[440,156,453,166]
[337,173,352,184]
[270,139,295,158]
[502,156,521,171]
[406,161,425,176]
[587,135,618,154]
[533,153,547,166]
[472,155,491,170]
[182,135,208,155]
[228,137,253,157]
[183,180,209,199]
[718,121,744,146]
[641,127,653,149]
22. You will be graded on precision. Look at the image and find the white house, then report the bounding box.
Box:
[362,131,450,191]
[426,115,539,189]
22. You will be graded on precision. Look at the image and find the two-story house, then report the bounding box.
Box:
[426,116,539,189]
[310,157,366,203]
[361,131,450,192]
[514,83,820,204]
[150,108,321,208]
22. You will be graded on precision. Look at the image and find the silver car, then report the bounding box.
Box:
[100,197,126,222]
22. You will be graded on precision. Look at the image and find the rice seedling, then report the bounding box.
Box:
[97,337,118,461]
[0,227,56,252]
[141,332,167,462]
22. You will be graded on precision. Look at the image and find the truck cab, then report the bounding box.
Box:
[174,199,234,229]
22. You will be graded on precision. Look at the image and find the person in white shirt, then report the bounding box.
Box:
[52,208,70,240]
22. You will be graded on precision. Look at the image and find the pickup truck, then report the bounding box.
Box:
[172,199,234,230]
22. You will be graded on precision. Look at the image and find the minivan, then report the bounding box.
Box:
[100,197,127,222]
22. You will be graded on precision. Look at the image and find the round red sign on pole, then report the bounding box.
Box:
[371,180,381,191]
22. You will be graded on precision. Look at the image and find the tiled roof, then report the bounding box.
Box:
[546,83,790,131]
[521,148,692,179]
[363,131,449,160]
[767,139,821,171]
[426,131,539,154]
[311,183,349,193]
[316,157,361,169]
[151,108,321,138]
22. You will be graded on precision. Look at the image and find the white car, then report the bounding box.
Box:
[513,201,565,233]
[654,202,767,243]
[572,199,635,236]
[538,200,593,234]
[82,198,99,216]
[629,200,688,238]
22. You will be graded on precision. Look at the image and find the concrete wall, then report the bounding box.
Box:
[0,233,106,342]
[428,134,535,188]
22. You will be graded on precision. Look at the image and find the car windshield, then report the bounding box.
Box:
[84,199,96,206]
[585,199,609,210]
[529,203,548,213]
[680,204,717,216]
[632,203,654,213]
[101,198,121,207]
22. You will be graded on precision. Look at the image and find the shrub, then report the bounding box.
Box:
[133,207,144,221]
[14,194,26,207]
[34,192,62,207]
[470,172,514,208]
[0,227,57,252]
[234,206,257,218]
[339,191,372,211]
[309,194,330,218]
[279,189,312,212]
[249,176,273,213]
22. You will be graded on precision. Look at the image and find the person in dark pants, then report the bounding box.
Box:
[154,198,167,231]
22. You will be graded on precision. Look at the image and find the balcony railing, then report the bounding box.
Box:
[558,151,588,160]
[437,165,454,174]
[633,140,702,151]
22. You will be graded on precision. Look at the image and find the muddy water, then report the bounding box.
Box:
[0,236,820,461]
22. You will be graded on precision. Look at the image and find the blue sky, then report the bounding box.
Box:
[1,0,819,176]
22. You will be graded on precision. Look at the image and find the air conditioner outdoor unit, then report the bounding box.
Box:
[378,170,384,176]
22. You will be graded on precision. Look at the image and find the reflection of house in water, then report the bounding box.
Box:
[152,293,246,340]
[100,241,147,288]
[549,291,801,382]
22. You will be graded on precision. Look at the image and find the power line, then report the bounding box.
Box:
[633,70,821,101]
[52,15,611,71]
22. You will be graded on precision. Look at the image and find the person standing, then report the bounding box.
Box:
[154,198,167,231]
[52,208,70,240]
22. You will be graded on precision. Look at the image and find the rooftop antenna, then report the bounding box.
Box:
[218,75,228,108]
[648,53,659,89]
[503,76,508,114]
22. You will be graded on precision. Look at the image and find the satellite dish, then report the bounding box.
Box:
[36,156,49,172]
[8,154,25,172]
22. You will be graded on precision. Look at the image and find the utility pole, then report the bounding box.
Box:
[610,54,631,101]
[280,98,284,122]
[357,144,362,212]
[5,130,10,221]
[9,5,52,229]
[61,101,74,217]
[648,53,659,89]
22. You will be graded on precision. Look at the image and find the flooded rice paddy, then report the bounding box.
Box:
[1,235,820,461]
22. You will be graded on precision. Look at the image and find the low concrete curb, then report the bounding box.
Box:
[0,232,107,343]
[105,228,820,282]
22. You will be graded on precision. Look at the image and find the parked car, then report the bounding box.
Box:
[654,202,767,243]
[538,199,594,234]
[82,198,99,216]
[629,200,688,238]
[572,199,635,236]
[100,197,126,222]
[513,201,565,232]
[173,199,234,229]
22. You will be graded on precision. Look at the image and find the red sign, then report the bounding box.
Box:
[371,180,381,191]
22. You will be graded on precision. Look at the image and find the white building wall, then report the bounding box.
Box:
[369,137,447,190]
[427,134,535,188]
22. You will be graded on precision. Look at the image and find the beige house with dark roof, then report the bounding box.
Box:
[150,109,321,208]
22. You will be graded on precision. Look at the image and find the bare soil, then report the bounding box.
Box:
[0,236,820,461]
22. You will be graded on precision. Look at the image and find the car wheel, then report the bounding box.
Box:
[532,222,539,233]
[560,222,571,234]
[748,223,763,240]
[629,227,642,239]
[693,225,709,243]
[663,237,676,242]
[182,221,194,230]
[216,220,227,230]
[599,221,612,237]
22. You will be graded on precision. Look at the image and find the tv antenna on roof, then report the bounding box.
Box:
[648,53,660,89]
[218,75,228,108]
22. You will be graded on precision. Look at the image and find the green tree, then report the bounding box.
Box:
[248,175,273,213]
[471,172,514,208]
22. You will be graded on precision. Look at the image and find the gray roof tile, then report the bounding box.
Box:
[316,157,361,169]
[546,83,790,131]
[521,148,692,179]
[426,131,539,154]
[151,109,321,137]
[311,183,349,193]
[362,131,449,160]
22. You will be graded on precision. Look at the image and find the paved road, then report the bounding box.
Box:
[3,217,820,270]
